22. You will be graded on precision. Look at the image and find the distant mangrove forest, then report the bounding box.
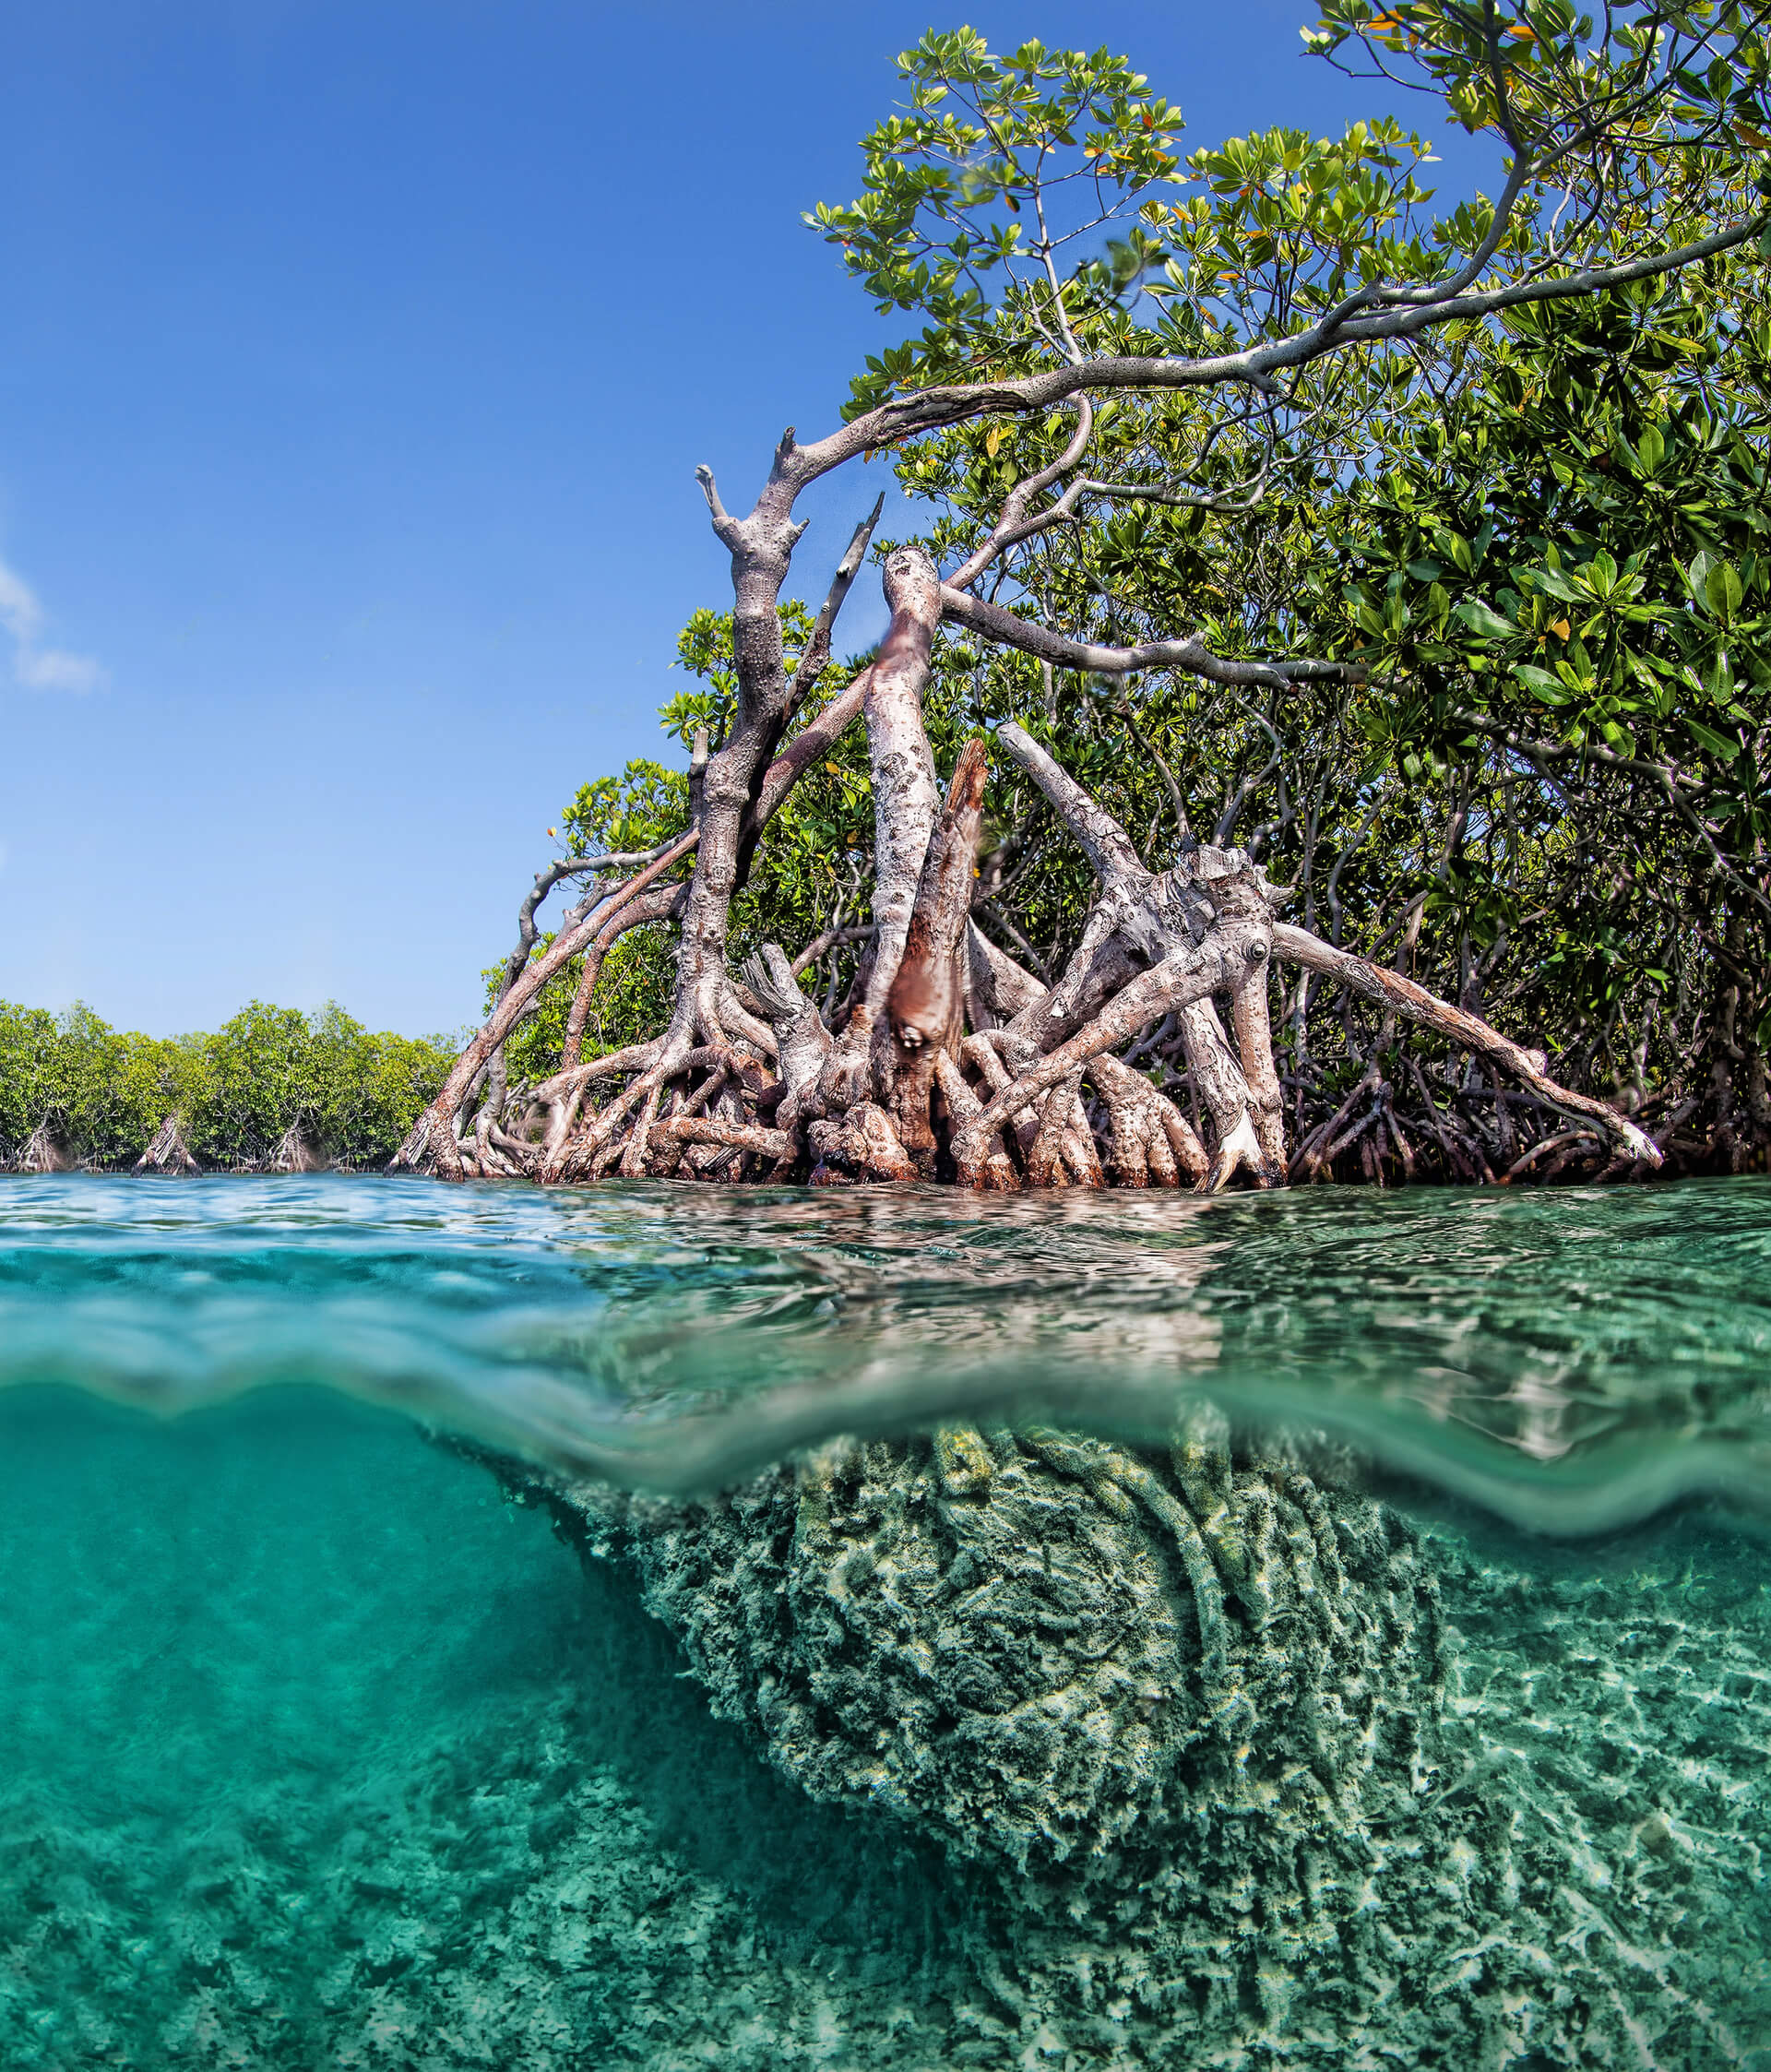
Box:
[0,1002,456,1173]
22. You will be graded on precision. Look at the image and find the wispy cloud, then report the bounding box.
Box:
[0,554,106,695]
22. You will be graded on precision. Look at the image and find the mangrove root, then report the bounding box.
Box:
[409,543,1658,1191]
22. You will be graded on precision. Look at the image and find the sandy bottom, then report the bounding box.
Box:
[0,1389,992,2070]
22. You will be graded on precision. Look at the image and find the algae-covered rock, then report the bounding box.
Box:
[507,1430,1771,2070]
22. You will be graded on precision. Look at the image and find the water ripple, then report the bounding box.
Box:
[3,1173,1767,1533]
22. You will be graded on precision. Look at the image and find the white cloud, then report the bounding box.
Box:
[15,646,105,694]
[0,560,43,644]
[0,553,106,695]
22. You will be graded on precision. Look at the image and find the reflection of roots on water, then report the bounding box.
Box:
[496,1430,1771,2068]
[485,1185,1770,1531]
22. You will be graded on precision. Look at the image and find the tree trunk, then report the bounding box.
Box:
[815,547,945,1117]
[886,735,989,1168]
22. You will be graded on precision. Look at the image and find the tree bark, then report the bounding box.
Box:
[886,735,989,1166]
[992,720,1278,1185]
[816,547,945,1113]
[395,840,696,1177]
[952,913,1273,1174]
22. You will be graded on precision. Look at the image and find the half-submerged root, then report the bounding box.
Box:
[18,1122,72,1174]
[268,1122,329,1174]
[507,1428,1434,1889]
[135,1113,201,1175]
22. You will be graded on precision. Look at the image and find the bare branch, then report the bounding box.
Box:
[782,210,1765,492]
[1270,923,1660,1164]
[945,585,1362,688]
[948,397,1095,592]
[953,923,1270,1167]
[787,494,886,720]
[394,837,699,1174]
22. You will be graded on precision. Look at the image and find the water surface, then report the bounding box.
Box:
[4,1173,1767,1531]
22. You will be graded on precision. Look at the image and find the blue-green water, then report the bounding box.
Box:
[2,1175,1768,2066]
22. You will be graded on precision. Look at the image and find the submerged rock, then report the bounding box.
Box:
[505,1428,1771,2070]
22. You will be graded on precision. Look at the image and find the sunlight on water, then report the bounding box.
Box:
[1,1176,1767,2066]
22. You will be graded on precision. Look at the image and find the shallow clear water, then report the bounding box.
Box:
[2,1175,1768,2066]
[6,1173,1769,1529]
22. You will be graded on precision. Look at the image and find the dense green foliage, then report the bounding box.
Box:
[858,259,1771,1165]
[0,1002,456,1172]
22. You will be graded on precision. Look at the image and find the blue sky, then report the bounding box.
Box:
[0,2,1493,1037]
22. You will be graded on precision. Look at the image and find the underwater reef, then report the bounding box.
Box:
[508,1425,1771,2069]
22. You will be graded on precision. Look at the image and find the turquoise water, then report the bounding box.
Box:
[2,1175,1768,2066]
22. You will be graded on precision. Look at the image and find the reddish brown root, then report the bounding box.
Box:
[808,1101,919,1184]
[933,1052,1017,1189]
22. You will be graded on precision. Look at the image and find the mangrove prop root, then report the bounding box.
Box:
[1272,923,1661,1167]
[136,1113,201,1176]
[419,553,1657,1187]
[652,1114,796,1161]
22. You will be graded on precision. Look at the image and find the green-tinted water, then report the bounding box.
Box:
[0,1386,973,2067]
[2,1176,1767,2066]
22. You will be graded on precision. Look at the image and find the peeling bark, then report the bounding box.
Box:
[817,547,945,1114]
[886,735,989,1167]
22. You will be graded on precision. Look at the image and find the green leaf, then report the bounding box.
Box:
[1513,664,1569,704]
[1683,716,1740,759]
[1456,600,1516,640]
[1705,559,1743,624]
[1531,565,1583,603]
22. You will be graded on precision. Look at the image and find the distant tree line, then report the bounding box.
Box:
[0,1001,457,1173]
